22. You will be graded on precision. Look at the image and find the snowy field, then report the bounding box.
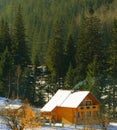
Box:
[0,117,117,130]
[17,123,117,130]
[0,97,117,130]
[0,120,117,130]
[41,123,117,130]
[22,123,117,130]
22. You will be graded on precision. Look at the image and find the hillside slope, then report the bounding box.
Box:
[0,0,116,62]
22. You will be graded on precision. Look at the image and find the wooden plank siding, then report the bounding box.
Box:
[53,105,100,124]
[41,90,101,124]
[51,93,101,124]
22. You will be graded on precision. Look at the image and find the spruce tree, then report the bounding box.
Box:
[65,34,76,71]
[0,48,13,97]
[85,56,102,100]
[0,19,5,54]
[46,19,65,83]
[0,19,11,54]
[76,15,104,83]
[0,58,4,95]
[107,18,117,120]
[13,5,30,70]
[11,5,30,98]
[0,19,13,97]
[64,64,74,90]
[21,67,36,104]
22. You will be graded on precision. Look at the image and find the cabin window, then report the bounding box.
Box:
[95,111,99,116]
[93,105,96,109]
[86,100,92,106]
[80,107,84,110]
[86,106,90,109]
[86,111,91,117]
[76,112,80,118]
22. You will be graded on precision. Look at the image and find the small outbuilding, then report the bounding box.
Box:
[41,89,101,124]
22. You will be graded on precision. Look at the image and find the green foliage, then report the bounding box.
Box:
[0,59,4,94]
[107,18,117,119]
[0,0,114,63]
[108,18,117,78]
[84,57,101,99]
[13,5,30,69]
[0,1,117,116]
[46,20,65,80]
[76,15,104,82]
[20,67,36,104]
[0,48,13,96]
[0,19,11,54]
[64,64,74,90]
[0,19,14,97]
[65,34,76,69]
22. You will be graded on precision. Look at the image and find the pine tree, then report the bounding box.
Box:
[0,19,11,54]
[13,5,30,70]
[10,5,31,98]
[76,15,104,83]
[85,56,101,99]
[64,64,74,89]
[65,34,76,71]
[46,19,65,82]
[107,18,117,120]
[0,59,4,95]
[0,48,13,97]
[0,19,5,54]
[21,67,36,104]
[0,19,14,97]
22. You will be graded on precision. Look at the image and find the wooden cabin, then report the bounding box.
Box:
[41,89,101,124]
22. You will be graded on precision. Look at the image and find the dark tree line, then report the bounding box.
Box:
[0,1,116,120]
[0,0,115,63]
[0,6,30,100]
[45,13,117,120]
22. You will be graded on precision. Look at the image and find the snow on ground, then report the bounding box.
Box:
[5,104,22,109]
[24,123,117,130]
[0,97,24,130]
[0,125,10,130]
[0,97,23,110]
[0,117,10,130]
[0,96,117,130]
[0,117,117,130]
[0,97,9,110]
[107,123,117,130]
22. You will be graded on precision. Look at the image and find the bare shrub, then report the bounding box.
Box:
[0,104,41,130]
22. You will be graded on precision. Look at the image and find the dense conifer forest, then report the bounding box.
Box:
[0,0,116,120]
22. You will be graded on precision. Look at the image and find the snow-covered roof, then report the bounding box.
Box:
[41,89,71,112]
[60,91,89,108]
[41,90,90,112]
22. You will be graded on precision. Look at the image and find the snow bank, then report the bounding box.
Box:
[107,122,117,130]
[5,104,22,109]
[39,123,117,130]
[1,96,117,130]
[0,117,10,130]
[0,97,9,110]
[0,96,24,111]
[9,99,22,105]
[109,122,117,126]
[0,125,10,130]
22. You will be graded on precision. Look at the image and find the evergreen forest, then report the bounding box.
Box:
[0,0,116,120]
